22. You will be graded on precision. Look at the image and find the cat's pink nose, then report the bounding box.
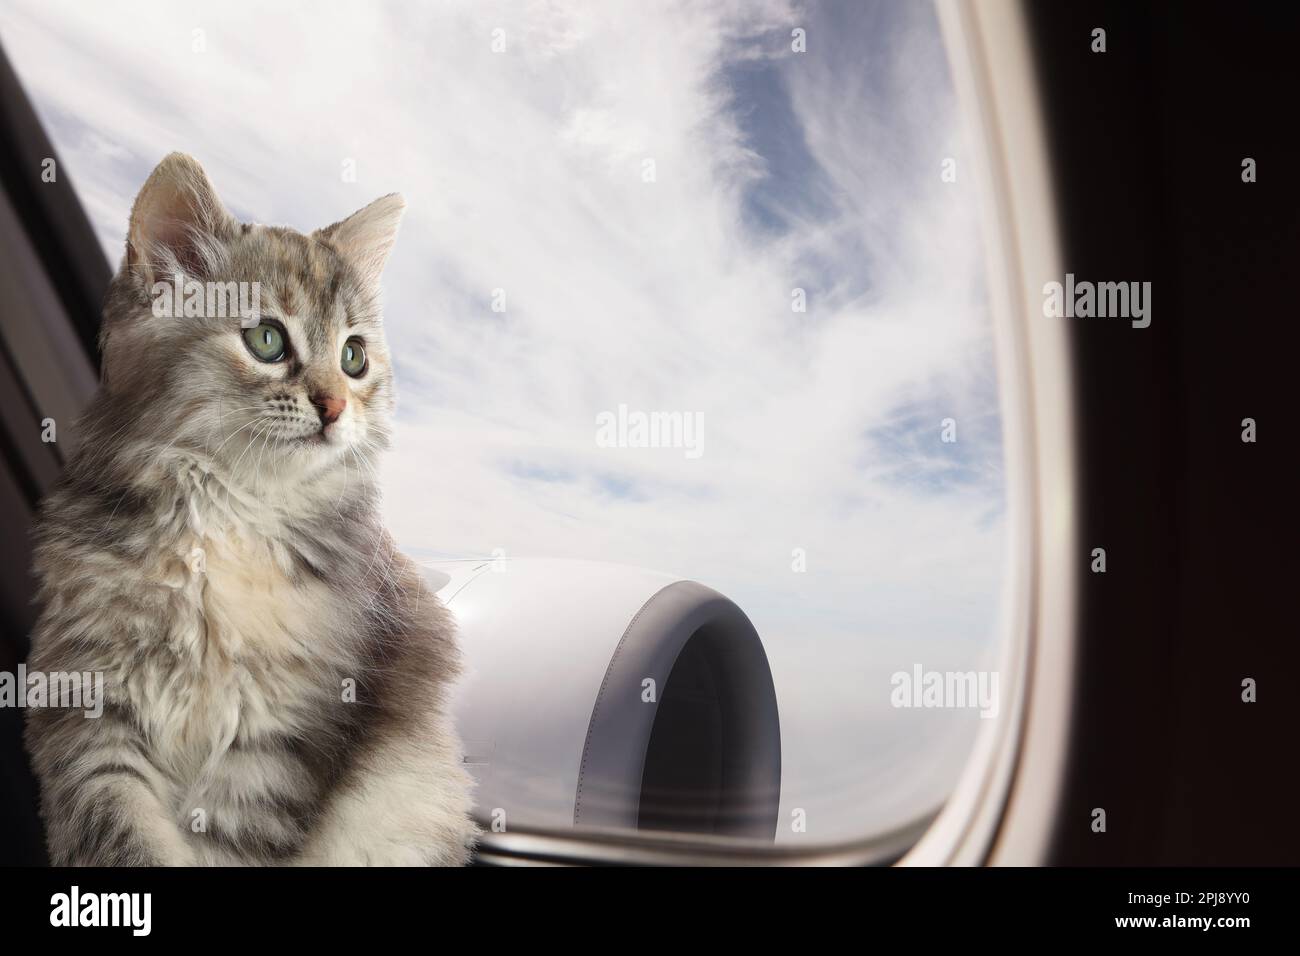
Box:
[312,394,347,427]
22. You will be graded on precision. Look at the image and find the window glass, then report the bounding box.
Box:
[1,0,1007,845]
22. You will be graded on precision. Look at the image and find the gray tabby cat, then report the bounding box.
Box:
[24,153,475,865]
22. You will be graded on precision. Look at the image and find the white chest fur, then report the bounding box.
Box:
[135,516,346,779]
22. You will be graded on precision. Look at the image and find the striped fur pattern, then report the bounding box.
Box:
[24,153,476,865]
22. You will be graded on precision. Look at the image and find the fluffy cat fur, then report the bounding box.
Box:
[24,153,476,865]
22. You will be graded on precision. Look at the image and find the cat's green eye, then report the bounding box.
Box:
[243,322,286,363]
[341,338,367,378]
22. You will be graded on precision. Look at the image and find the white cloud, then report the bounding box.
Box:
[2,0,1007,842]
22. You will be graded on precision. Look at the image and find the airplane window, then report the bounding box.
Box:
[0,0,1009,850]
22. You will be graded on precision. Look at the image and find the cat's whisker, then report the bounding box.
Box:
[210,403,270,453]
[209,416,265,458]
[222,420,271,519]
[251,423,276,521]
[334,454,350,514]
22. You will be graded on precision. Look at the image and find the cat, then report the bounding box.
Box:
[23,153,476,865]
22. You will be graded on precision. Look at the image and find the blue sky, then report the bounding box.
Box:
[1,0,1009,842]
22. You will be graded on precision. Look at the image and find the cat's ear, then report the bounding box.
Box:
[314,194,406,285]
[126,152,236,285]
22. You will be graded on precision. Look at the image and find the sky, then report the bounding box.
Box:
[1,0,1009,843]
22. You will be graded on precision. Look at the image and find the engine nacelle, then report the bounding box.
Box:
[424,558,781,840]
